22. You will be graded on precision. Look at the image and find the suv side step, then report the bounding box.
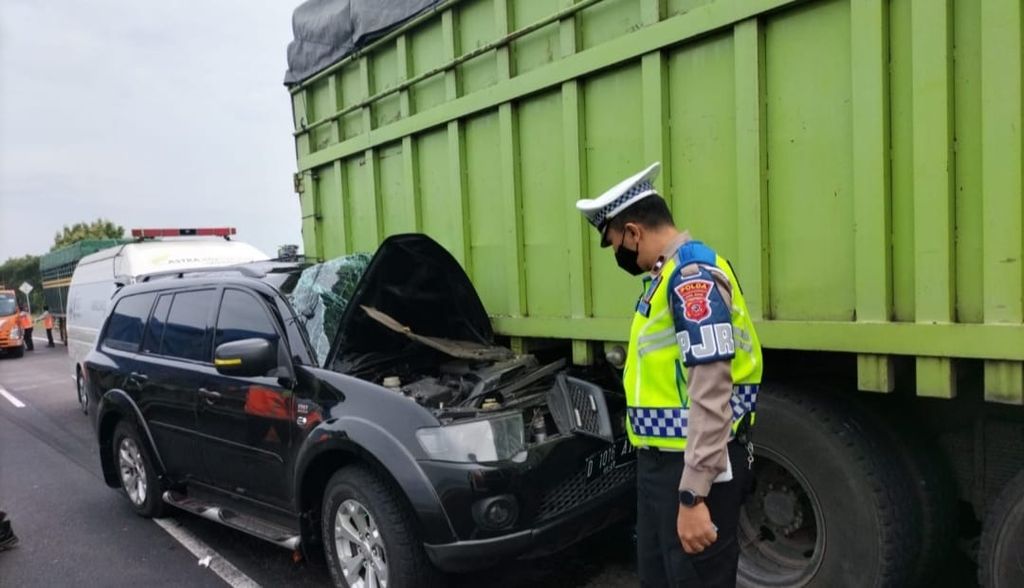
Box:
[162,491,301,550]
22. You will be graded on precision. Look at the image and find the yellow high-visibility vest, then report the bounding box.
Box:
[623,240,762,449]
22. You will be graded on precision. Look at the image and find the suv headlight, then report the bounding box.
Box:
[417,413,525,463]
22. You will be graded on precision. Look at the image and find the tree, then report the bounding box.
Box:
[52,218,125,251]
[0,254,43,310]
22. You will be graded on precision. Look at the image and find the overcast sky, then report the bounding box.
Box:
[0,0,305,261]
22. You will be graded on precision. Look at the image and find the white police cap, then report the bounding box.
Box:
[575,162,661,245]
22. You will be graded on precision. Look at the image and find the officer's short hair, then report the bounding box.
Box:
[606,195,674,234]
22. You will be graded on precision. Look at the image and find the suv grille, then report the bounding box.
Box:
[536,461,636,522]
[568,382,601,435]
[547,375,614,442]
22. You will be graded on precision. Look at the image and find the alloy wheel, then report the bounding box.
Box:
[334,499,389,588]
[118,437,148,506]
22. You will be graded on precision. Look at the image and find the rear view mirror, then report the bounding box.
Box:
[214,338,278,378]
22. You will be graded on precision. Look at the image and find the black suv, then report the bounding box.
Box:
[86,235,635,587]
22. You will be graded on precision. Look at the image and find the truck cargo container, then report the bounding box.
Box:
[286,0,1024,585]
[39,239,130,345]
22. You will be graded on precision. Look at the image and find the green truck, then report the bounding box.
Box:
[286,0,1024,585]
[39,239,130,343]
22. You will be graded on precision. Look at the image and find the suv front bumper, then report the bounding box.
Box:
[423,471,634,573]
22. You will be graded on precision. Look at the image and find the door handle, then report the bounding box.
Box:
[198,387,222,405]
[126,372,148,389]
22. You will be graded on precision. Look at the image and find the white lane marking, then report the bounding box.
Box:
[0,386,26,408]
[0,379,71,392]
[10,382,70,392]
[154,518,262,588]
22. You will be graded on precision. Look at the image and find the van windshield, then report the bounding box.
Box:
[0,294,16,317]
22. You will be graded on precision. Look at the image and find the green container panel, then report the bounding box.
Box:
[290,0,1024,403]
[39,239,130,316]
[39,239,129,276]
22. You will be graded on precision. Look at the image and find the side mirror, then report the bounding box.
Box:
[214,338,278,378]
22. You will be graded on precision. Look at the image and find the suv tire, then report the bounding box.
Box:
[112,421,165,518]
[322,466,440,588]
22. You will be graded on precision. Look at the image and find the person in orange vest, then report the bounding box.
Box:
[37,306,56,348]
[17,305,33,352]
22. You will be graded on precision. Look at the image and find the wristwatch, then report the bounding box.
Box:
[679,489,704,507]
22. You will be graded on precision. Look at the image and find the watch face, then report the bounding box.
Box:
[679,490,697,506]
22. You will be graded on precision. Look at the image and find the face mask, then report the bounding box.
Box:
[615,233,645,276]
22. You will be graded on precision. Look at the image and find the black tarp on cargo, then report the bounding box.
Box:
[285,0,442,85]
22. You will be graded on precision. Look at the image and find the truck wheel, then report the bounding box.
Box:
[112,421,165,518]
[10,346,23,359]
[979,469,1024,588]
[321,466,440,588]
[860,398,957,587]
[737,386,912,587]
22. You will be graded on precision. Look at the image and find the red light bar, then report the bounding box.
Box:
[131,227,236,238]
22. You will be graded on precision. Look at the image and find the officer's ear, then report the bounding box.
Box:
[622,222,642,244]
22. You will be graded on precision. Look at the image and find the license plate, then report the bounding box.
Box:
[585,437,636,481]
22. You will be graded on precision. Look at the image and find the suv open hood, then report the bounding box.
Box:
[325,234,495,368]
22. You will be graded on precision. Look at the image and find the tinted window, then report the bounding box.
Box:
[142,294,172,354]
[215,290,280,351]
[161,290,216,362]
[103,293,156,352]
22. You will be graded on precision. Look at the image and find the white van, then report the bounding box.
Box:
[67,231,269,412]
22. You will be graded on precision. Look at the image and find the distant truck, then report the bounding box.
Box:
[40,239,131,345]
[0,288,25,358]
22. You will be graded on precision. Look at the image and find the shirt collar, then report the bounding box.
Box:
[650,231,691,277]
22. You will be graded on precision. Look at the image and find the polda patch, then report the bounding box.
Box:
[675,279,714,323]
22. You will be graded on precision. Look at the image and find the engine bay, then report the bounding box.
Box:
[290,235,624,447]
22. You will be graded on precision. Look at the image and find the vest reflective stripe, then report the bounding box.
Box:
[638,334,677,357]
[624,242,763,450]
[627,384,759,440]
[628,407,688,438]
[730,384,758,422]
[638,328,675,345]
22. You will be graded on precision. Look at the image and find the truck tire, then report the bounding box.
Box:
[860,398,958,588]
[9,345,24,359]
[321,466,441,588]
[112,421,166,518]
[737,386,912,587]
[979,469,1024,588]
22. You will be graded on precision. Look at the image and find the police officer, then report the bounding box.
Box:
[576,163,762,587]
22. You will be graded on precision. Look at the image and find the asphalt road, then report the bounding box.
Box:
[0,343,638,587]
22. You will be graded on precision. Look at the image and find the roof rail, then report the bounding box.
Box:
[139,264,265,283]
